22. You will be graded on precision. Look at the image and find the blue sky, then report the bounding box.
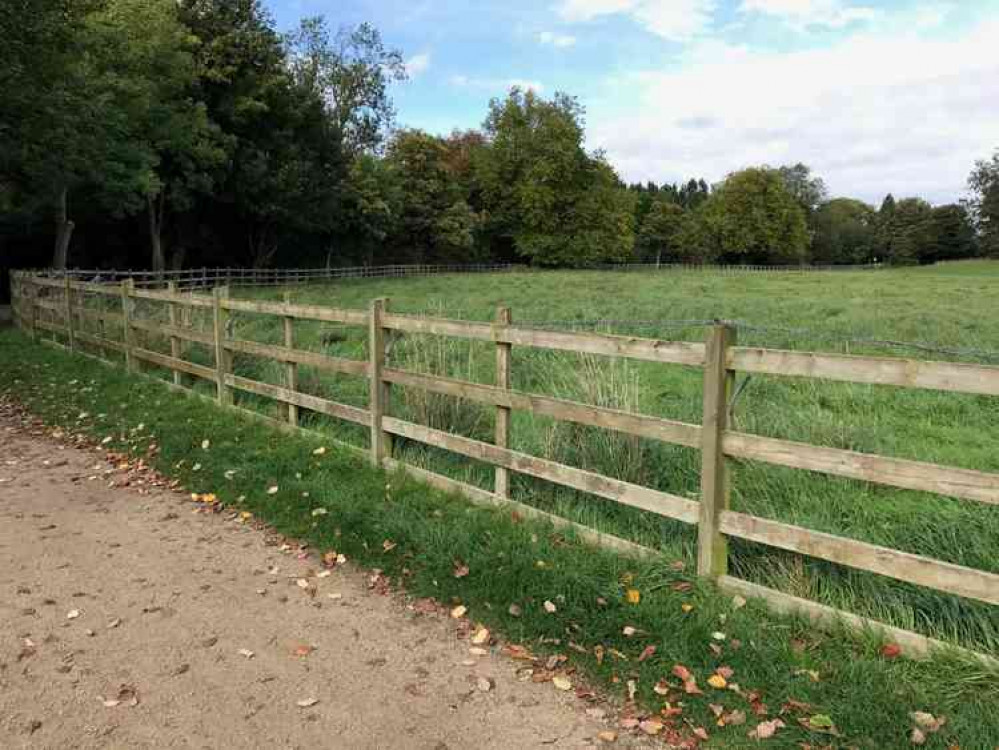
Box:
[267,0,999,204]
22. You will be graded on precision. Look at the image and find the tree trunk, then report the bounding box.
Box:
[148,194,166,275]
[52,186,74,269]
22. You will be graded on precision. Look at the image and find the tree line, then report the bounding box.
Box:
[2,0,998,275]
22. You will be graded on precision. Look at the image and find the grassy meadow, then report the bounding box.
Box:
[40,260,999,654]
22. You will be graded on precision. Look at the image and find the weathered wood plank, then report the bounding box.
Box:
[283,292,298,426]
[76,309,124,326]
[222,297,367,326]
[718,510,999,605]
[495,306,512,498]
[369,298,391,465]
[381,313,706,366]
[131,287,214,308]
[717,576,999,667]
[132,347,216,381]
[226,374,371,426]
[730,347,999,396]
[130,319,215,346]
[698,324,736,578]
[723,431,999,505]
[224,337,369,376]
[380,368,702,448]
[381,416,700,524]
[74,331,124,353]
[121,279,134,372]
[212,287,230,404]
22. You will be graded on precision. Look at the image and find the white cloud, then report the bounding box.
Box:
[557,0,717,41]
[589,18,999,204]
[405,53,431,77]
[450,75,545,93]
[738,0,877,30]
[538,30,578,47]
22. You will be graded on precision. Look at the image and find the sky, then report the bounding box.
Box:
[267,0,999,205]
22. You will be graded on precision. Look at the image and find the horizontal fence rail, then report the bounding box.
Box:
[8,268,998,665]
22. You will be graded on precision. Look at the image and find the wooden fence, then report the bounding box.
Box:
[24,260,884,291]
[9,270,998,664]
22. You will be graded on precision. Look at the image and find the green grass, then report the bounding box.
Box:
[25,261,999,656]
[2,328,997,749]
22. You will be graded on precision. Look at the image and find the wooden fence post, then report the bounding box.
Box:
[212,286,231,405]
[697,322,737,578]
[167,281,182,386]
[27,276,38,342]
[121,279,134,372]
[494,306,512,497]
[64,276,75,352]
[368,297,391,466]
[283,291,298,426]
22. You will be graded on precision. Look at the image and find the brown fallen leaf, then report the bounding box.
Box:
[292,644,314,658]
[749,719,785,739]
[596,729,618,743]
[552,676,573,691]
[637,645,656,662]
[881,643,902,659]
[471,627,490,645]
[453,561,470,578]
[450,605,467,619]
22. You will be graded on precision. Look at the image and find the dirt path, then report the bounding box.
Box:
[0,405,644,750]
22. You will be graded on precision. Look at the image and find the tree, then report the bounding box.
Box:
[286,18,406,156]
[636,200,685,264]
[777,163,827,217]
[179,0,347,267]
[386,130,476,263]
[875,194,898,263]
[890,197,933,265]
[968,151,999,257]
[698,168,809,264]
[1,0,139,267]
[338,154,400,265]
[811,198,876,264]
[924,204,978,263]
[475,88,633,265]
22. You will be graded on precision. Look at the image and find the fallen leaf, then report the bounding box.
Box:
[681,603,694,613]
[622,626,637,637]
[543,600,557,613]
[639,719,663,735]
[881,643,902,659]
[707,674,728,689]
[66,609,81,620]
[382,539,396,552]
[201,439,210,450]
[450,605,467,619]
[508,603,522,617]
[453,561,470,578]
[637,645,656,662]
[292,644,314,658]
[625,588,641,605]
[477,676,494,692]
[267,485,279,495]
[296,697,319,708]
[552,676,573,691]
[910,728,926,745]
[311,508,328,517]
[750,719,785,739]
[596,729,618,743]
[312,446,326,456]
[238,648,255,659]
[471,627,490,645]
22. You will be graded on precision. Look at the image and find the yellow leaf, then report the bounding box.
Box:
[681,603,694,613]
[626,588,641,605]
[552,676,572,691]
[707,674,728,689]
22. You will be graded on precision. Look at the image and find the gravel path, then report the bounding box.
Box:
[0,403,645,749]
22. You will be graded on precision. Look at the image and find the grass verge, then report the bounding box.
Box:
[1,327,997,749]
